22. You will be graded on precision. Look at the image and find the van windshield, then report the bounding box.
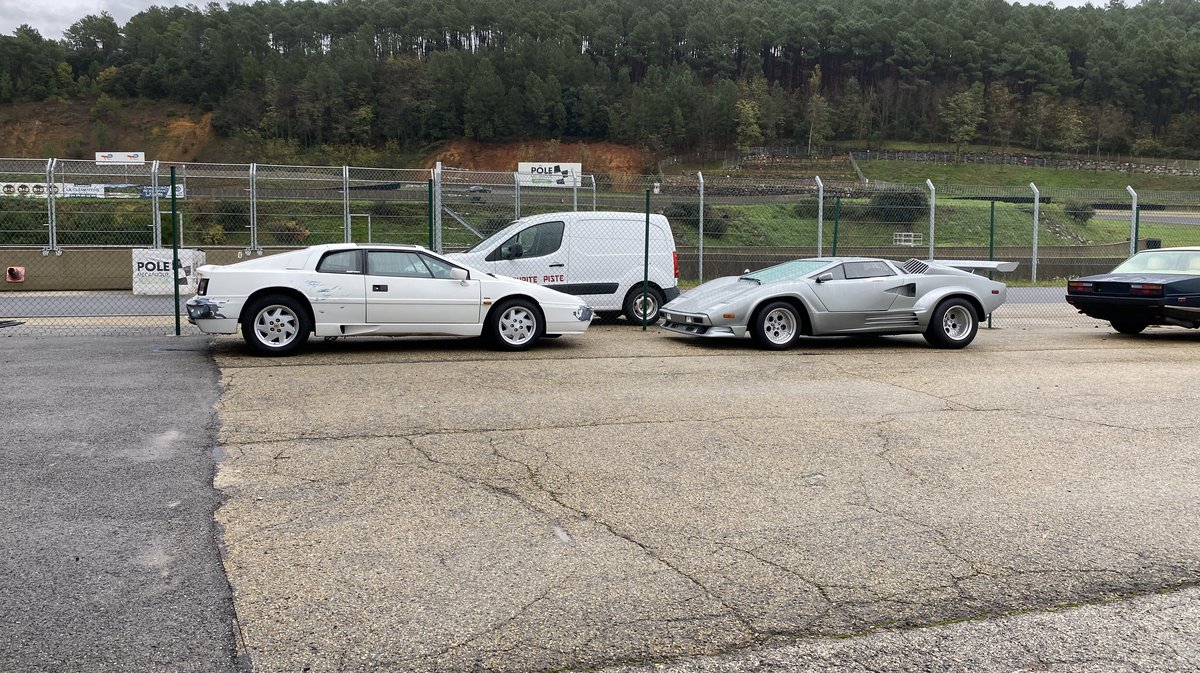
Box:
[464,221,519,253]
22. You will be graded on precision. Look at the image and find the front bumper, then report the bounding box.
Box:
[660,310,744,338]
[185,296,225,322]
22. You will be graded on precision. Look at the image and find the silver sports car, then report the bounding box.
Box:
[660,257,1017,349]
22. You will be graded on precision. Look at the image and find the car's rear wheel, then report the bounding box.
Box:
[1110,319,1148,335]
[623,286,664,324]
[487,299,542,350]
[751,301,800,350]
[924,298,978,349]
[242,294,311,356]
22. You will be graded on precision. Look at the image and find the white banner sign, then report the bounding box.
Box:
[517,162,582,187]
[95,151,146,165]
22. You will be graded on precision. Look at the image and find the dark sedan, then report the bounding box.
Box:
[1066,246,1200,334]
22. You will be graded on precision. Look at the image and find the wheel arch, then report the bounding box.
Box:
[749,295,812,335]
[240,287,315,326]
[484,293,546,327]
[931,291,986,324]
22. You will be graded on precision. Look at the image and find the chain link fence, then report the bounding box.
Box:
[4,157,1200,337]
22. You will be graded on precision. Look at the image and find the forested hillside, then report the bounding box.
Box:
[1,0,1198,161]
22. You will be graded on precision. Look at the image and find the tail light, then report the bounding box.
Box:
[197,278,209,296]
[672,251,679,279]
[1067,281,1092,294]
[1130,283,1163,297]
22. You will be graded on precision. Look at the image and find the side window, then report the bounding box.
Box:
[486,221,565,261]
[367,251,433,278]
[317,250,362,274]
[818,265,846,281]
[844,261,895,279]
[420,254,460,280]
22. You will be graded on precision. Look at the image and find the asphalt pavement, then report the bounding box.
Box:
[0,336,242,673]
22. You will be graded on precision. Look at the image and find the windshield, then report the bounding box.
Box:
[742,259,832,284]
[1112,250,1200,275]
[463,221,518,253]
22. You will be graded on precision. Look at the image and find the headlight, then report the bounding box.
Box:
[574,305,594,321]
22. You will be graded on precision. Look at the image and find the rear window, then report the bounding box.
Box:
[1113,251,1200,274]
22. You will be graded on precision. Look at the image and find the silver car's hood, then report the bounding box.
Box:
[664,276,761,313]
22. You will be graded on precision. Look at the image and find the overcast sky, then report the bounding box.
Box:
[5,0,1101,41]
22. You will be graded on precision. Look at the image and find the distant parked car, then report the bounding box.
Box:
[186,243,593,355]
[661,257,1016,349]
[1066,246,1200,334]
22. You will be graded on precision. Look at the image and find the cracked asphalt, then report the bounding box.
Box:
[208,321,1200,672]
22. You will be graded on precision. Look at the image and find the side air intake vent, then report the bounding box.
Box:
[902,259,930,275]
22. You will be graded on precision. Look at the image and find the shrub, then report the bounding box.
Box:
[200,223,227,245]
[869,189,928,224]
[272,220,310,246]
[215,199,250,232]
[1063,199,1095,224]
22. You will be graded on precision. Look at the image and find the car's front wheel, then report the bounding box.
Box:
[924,298,978,349]
[487,299,543,351]
[751,301,801,350]
[1110,319,1148,335]
[241,294,311,356]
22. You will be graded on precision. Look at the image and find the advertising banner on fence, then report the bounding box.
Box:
[132,248,206,295]
[517,162,582,187]
[96,151,146,165]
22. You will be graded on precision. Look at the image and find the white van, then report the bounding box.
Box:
[448,211,680,323]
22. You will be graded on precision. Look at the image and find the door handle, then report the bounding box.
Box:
[372,284,388,292]
[549,263,565,268]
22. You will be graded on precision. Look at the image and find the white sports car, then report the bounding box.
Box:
[186,243,593,355]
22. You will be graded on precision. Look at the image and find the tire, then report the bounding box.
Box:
[241,294,311,356]
[751,301,801,350]
[487,299,543,351]
[923,298,978,349]
[1110,319,1148,335]
[623,286,665,324]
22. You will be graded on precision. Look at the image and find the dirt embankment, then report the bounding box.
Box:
[0,101,650,174]
[0,101,215,162]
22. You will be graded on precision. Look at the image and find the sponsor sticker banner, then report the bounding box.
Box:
[95,151,146,165]
[517,162,582,187]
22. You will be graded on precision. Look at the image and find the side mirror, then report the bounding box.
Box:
[504,243,524,260]
[816,272,834,284]
[450,267,468,281]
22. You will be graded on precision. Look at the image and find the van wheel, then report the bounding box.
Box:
[487,299,543,350]
[623,286,664,324]
[241,294,311,356]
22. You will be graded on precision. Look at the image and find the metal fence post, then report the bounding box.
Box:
[697,171,705,283]
[572,174,578,211]
[248,163,261,255]
[1126,185,1138,255]
[427,179,434,248]
[1030,182,1040,283]
[44,158,60,256]
[926,179,936,260]
[343,165,351,243]
[433,163,443,252]
[591,175,597,211]
[514,172,521,219]
[151,160,162,248]
[815,176,824,257]
[171,166,181,336]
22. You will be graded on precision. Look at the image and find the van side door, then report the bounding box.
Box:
[484,220,569,292]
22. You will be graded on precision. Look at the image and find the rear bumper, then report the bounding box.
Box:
[1066,294,1200,325]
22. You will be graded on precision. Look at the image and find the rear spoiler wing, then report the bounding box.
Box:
[930,259,1019,273]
